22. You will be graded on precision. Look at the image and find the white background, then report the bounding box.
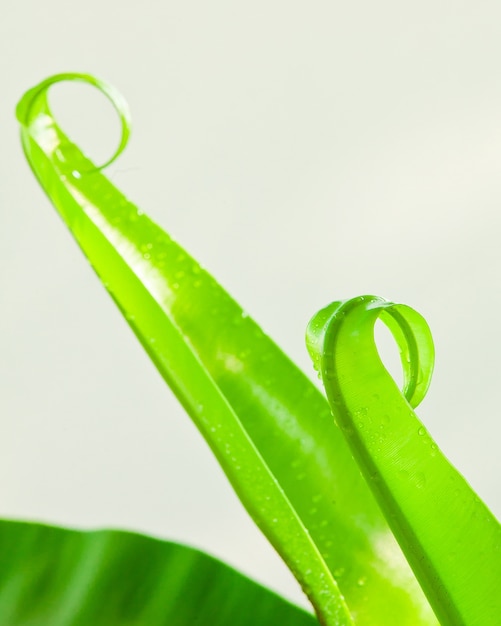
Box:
[1,0,500,610]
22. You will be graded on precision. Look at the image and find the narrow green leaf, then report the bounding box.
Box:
[17,74,437,625]
[0,519,316,625]
[307,295,501,626]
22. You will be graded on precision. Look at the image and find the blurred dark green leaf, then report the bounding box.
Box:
[0,520,317,626]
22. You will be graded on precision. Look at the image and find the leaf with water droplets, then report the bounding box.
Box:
[307,295,501,626]
[18,74,440,625]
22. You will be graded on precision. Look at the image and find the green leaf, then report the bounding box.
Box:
[0,519,316,625]
[17,73,437,625]
[307,296,501,626]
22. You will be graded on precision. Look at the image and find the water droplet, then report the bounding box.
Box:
[54,147,66,162]
[324,366,335,379]
[415,472,426,489]
[357,576,367,587]
[418,427,426,436]
[341,424,355,437]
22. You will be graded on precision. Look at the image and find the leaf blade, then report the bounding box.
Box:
[17,74,437,625]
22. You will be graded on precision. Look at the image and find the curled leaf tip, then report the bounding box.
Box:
[17,72,131,173]
[307,295,434,408]
[307,294,501,626]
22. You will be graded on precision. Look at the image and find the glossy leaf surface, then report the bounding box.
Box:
[17,74,436,625]
[0,519,316,625]
[307,296,501,626]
